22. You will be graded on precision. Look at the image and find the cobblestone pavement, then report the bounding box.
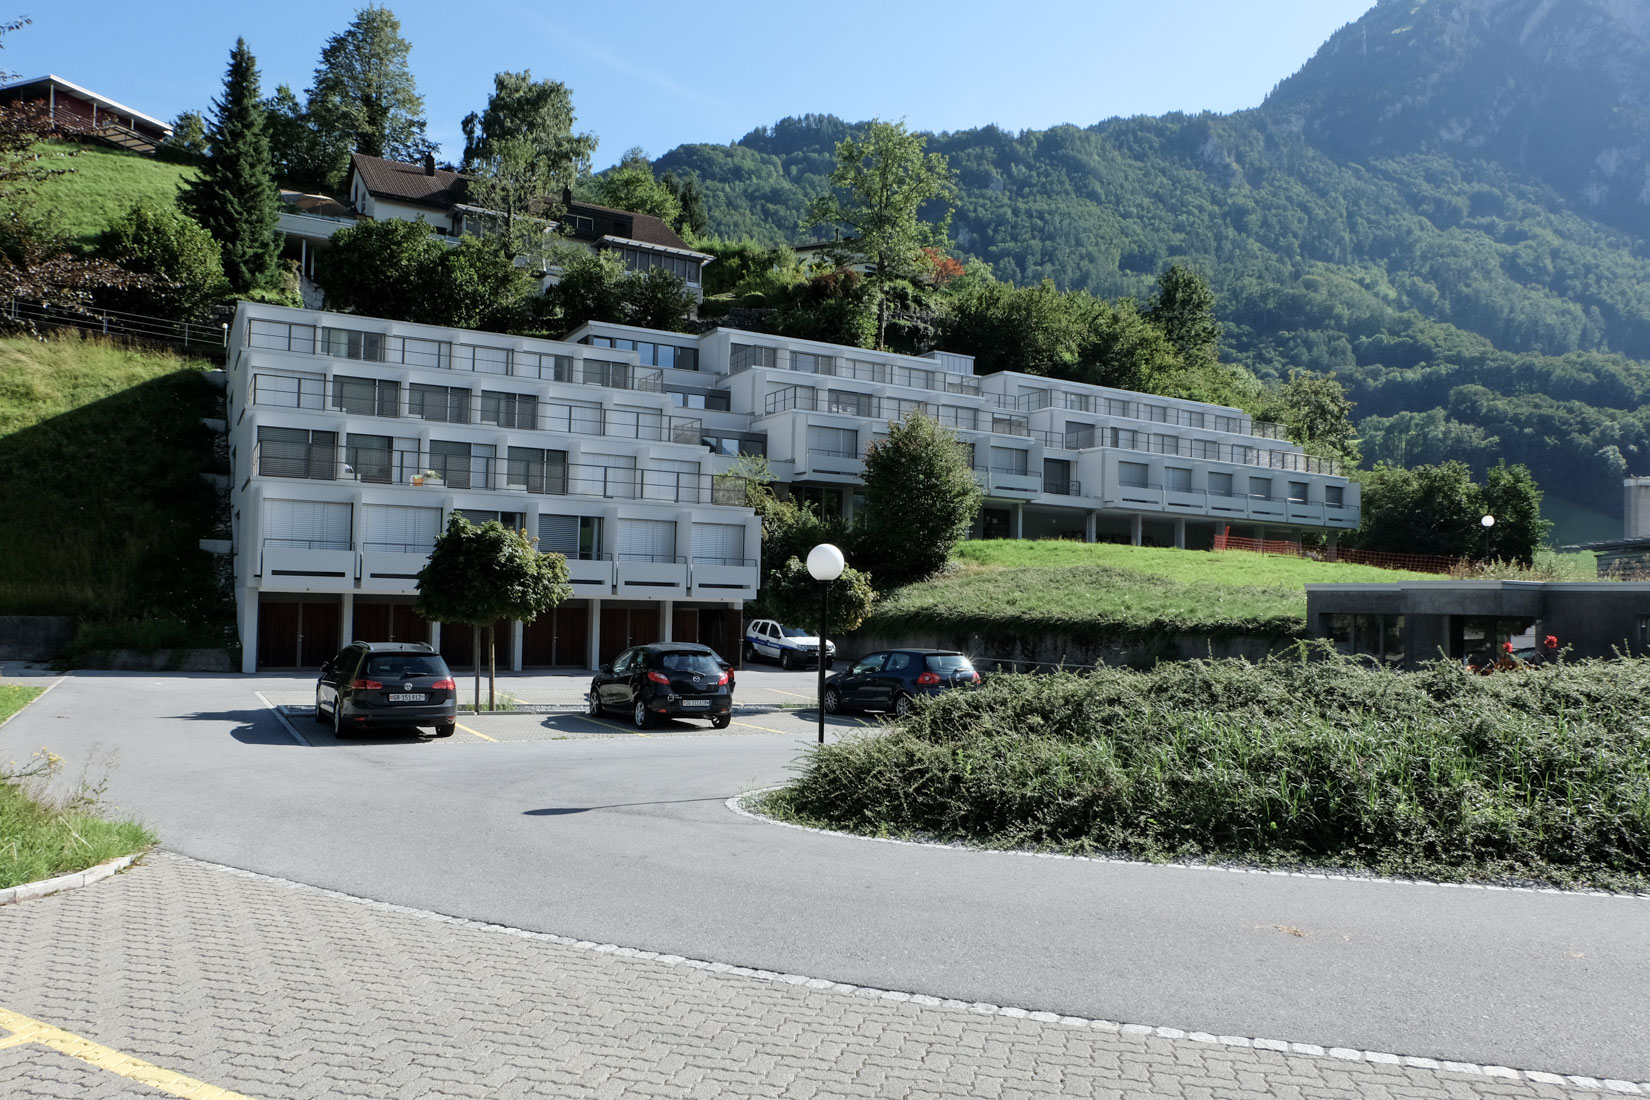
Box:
[0,855,1618,1100]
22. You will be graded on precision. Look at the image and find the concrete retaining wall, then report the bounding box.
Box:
[838,626,1298,671]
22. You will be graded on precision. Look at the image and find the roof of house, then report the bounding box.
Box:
[0,74,171,134]
[347,153,706,256]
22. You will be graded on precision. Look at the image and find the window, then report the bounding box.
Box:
[429,440,494,489]
[394,336,451,370]
[457,344,511,375]
[1165,466,1192,493]
[988,447,1028,475]
[480,390,537,430]
[616,518,677,562]
[506,447,569,494]
[409,384,469,423]
[253,372,324,409]
[1118,461,1149,488]
[1208,472,1234,497]
[1145,404,1168,423]
[605,407,665,440]
[345,434,394,483]
[1248,476,1272,500]
[332,376,399,417]
[828,390,873,417]
[322,327,384,362]
[1106,398,1131,417]
[793,351,831,374]
[647,458,703,502]
[257,426,336,479]
[808,425,858,458]
[1326,485,1345,507]
[1111,428,1141,451]
[1289,481,1309,503]
[262,498,350,550]
[539,513,602,559]
[1325,613,1405,663]
[575,455,636,498]
[1151,433,1179,456]
[730,344,778,372]
[1188,439,1220,460]
[691,522,746,566]
[248,319,316,354]
[513,352,571,381]
[543,398,603,436]
[360,503,439,552]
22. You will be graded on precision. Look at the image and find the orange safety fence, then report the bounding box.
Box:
[1212,530,1460,575]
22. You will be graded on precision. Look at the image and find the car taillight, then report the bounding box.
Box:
[715,670,729,685]
[431,678,455,691]
[351,679,383,690]
[916,671,941,686]
[968,671,980,682]
[647,671,671,685]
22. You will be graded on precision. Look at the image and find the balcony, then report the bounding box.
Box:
[729,343,982,396]
[258,538,355,592]
[358,541,432,592]
[1101,476,1356,527]
[974,465,1043,498]
[798,449,865,480]
[690,557,759,599]
[565,555,617,593]
[1043,477,1083,497]
[1061,425,1341,476]
[615,554,689,596]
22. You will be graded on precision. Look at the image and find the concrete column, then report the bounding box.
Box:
[661,600,674,642]
[1085,511,1097,543]
[1130,514,1143,547]
[1173,518,1186,550]
[1326,530,1339,561]
[510,620,523,672]
[587,597,602,670]
[238,589,259,674]
[339,592,354,645]
[1013,504,1024,540]
[429,621,441,651]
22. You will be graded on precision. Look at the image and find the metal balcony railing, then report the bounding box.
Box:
[1061,426,1341,476]
[728,343,981,395]
[1043,478,1082,497]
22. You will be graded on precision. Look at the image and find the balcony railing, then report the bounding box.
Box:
[245,318,662,391]
[1062,425,1341,475]
[251,441,751,507]
[727,342,982,395]
[997,388,1287,440]
[1043,478,1082,497]
[763,386,1027,436]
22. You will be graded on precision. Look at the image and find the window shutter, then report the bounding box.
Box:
[361,504,439,552]
[617,518,676,562]
[691,523,744,565]
[262,499,351,549]
[539,514,579,557]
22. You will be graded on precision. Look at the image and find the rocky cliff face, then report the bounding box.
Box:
[1264,0,1650,236]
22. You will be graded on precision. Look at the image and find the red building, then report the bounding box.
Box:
[0,74,172,153]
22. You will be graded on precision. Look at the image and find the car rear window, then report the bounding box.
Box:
[363,655,449,678]
[924,655,974,671]
[657,652,723,673]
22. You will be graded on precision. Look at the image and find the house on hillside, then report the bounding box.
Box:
[0,74,172,154]
[280,153,711,306]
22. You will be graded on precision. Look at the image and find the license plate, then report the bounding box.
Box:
[388,693,427,703]
[681,699,711,708]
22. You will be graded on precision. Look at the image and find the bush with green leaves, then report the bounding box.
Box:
[95,202,227,319]
[314,218,532,330]
[857,411,983,588]
[765,652,1650,890]
[760,555,876,638]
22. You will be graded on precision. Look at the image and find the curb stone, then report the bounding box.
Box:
[0,853,140,906]
[162,850,1650,1094]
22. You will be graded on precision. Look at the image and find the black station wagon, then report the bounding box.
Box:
[315,641,457,738]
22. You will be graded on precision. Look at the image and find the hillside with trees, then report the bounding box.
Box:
[653,0,1650,534]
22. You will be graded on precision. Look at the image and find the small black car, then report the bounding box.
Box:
[316,641,457,738]
[588,643,734,730]
[823,649,980,717]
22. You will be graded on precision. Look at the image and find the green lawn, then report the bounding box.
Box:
[862,540,1436,639]
[25,140,197,247]
[0,684,42,724]
[0,333,233,648]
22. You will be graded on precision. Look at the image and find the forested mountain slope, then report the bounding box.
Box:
[653,0,1650,532]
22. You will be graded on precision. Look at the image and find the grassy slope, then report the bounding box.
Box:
[26,141,197,247]
[0,333,231,640]
[862,541,1438,639]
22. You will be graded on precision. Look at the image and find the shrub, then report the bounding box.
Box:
[95,202,228,319]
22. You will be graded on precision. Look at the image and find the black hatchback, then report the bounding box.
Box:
[315,641,457,738]
[588,643,733,730]
[823,649,980,717]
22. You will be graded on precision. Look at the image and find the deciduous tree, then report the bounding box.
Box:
[805,119,956,350]
[307,6,434,187]
[858,411,982,588]
[416,515,572,711]
[96,202,227,319]
[179,38,281,293]
[762,556,876,637]
[460,69,594,180]
[314,216,531,329]
[594,148,680,224]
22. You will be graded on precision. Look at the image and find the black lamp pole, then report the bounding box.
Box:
[817,578,831,745]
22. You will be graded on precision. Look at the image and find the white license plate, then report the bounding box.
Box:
[388,693,427,703]
[681,699,711,708]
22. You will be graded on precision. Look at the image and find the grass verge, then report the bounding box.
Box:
[760,653,1650,892]
[0,684,43,724]
[1,748,156,890]
[26,140,198,247]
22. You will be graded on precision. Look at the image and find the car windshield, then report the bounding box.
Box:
[363,655,447,677]
[780,626,811,637]
[657,652,723,673]
[924,655,974,671]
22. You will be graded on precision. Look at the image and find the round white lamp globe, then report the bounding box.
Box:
[1481,514,1496,528]
[807,543,846,582]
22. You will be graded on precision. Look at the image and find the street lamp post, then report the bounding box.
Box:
[1481,514,1495,561]
[806,543,845,745]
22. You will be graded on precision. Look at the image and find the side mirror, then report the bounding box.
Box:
[599,663,612,674]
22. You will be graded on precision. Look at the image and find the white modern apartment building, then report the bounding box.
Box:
[226,303,1358,671]
[227,303,760,672]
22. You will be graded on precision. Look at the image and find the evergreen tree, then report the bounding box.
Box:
[307,6,434,187]
[1144,264,1220,371]
[662,171,707,237]
[179,38,281,294]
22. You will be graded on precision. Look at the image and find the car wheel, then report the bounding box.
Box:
[333,702,353,739]
[823,687,842,715]
[710,714,731,730]
[633,700,652,730]
[587,687,603,717]
[780,651,794,671]
[744,642,757,662]
[434,722,455,738]
[313,690,330,724]
[893,693,913,719]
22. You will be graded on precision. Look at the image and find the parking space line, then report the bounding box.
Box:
[253,691,310,747]
[0,1005,259,1099]
[454,722,496,742]
[765,688,814,699]
[730,719,793,735]
[572,714,648,736]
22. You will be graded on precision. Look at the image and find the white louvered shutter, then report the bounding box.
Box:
[617,518,675,562]
[262,499,352,549]
[538,514,579,557]
[691,523,744,566]
[361,504,439,552]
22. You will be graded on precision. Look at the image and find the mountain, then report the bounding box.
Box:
[652,0,1650,538]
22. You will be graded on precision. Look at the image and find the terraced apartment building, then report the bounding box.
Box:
[226,302,1359,671]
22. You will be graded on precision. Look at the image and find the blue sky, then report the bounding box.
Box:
[3,1,1377,169]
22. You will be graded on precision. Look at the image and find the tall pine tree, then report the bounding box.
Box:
[181,38,281,294]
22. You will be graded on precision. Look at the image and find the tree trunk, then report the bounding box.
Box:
[472,623,482,715]
[488,622,497,711]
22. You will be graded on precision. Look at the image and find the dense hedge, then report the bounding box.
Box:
[765,654,1650,890]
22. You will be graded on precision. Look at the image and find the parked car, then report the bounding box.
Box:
[588,643,734,730]
[744,618,836,669]
[823,649,980,717]
[315,641,457,738]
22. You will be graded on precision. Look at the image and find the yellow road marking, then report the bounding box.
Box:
[575,714,648,736]
[455,722,496,742]
[730,719,792,734]
[766,688,814,699]
[0,1006,259,1099]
